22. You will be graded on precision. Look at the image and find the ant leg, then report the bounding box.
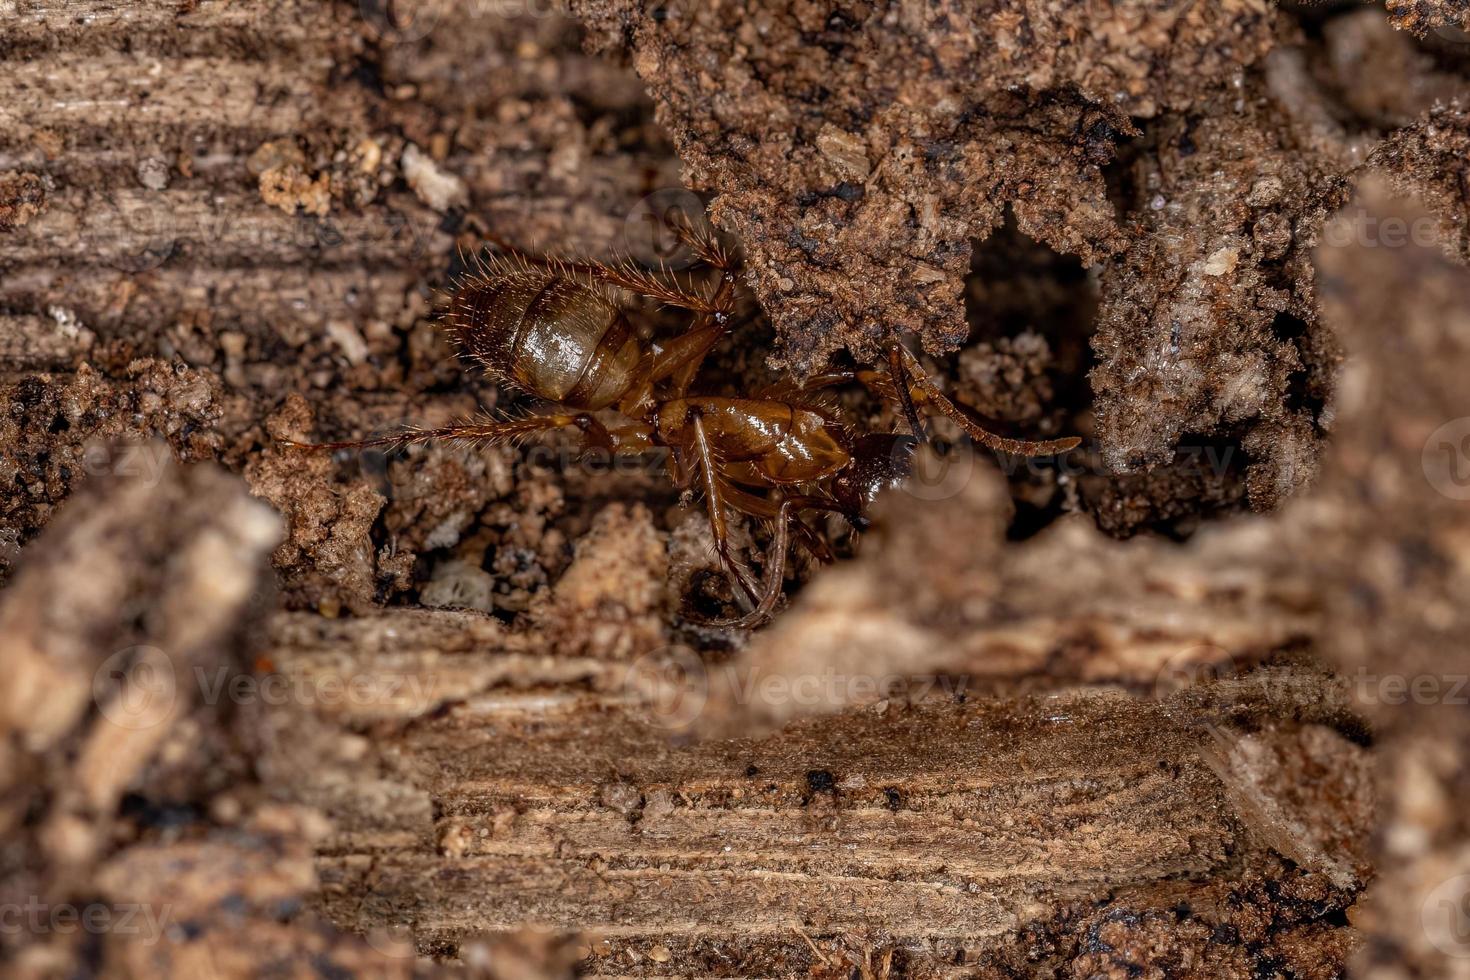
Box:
[790,519,836,565]
[667,212,737,277]
[754,371,860,401]
[892,346,1081,457]
[715,502,793,629]
[276,410,609,454]
[709,494,847,629]
[476,229,729,316]
[688,412,761,607]
[666,311,727,398]
[886,344,928,440]
[720,483,840,564]
[615,314,728,416]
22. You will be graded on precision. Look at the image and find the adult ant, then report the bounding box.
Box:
[280,217,1079,627]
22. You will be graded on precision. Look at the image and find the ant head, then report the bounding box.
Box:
[832,432,919,514]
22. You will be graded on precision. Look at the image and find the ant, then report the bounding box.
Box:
[279,216,1079,628]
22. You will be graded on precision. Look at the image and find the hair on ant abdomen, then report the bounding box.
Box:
[280,216,1080,628]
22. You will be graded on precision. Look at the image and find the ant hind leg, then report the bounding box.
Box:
[276,410,608,455]
[472,223,729,316]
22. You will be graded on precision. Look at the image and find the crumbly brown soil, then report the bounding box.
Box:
[1,1,1469,978]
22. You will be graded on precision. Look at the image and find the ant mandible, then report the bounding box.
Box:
[279,216,1079,628]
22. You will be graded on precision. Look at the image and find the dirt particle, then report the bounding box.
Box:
[599,781,643,818]
[814,123,871,180]
[137,157,171,191]
[401,142,468,213]
[0,171,48,231]
[806,769,836,793]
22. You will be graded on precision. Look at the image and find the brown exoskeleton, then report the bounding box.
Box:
[280,219,1079,627]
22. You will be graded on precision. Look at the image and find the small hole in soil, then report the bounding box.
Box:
[963,213,1099,541]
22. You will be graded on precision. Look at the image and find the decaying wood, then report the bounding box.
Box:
[2,0,1469,977]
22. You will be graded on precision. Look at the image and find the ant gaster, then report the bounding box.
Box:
[280,218,1079,627]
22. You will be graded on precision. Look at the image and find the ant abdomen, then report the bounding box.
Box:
[449,270,643,410]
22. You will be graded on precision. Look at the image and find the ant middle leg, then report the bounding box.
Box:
[617,309,732,413]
